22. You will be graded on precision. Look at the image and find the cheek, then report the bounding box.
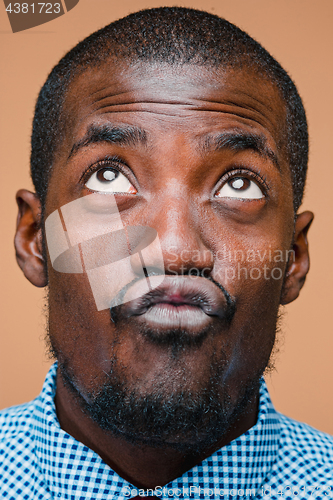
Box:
[214,234,292,297]
[215,272,281,392]
[211,235,288,370]
[48,271,116,389]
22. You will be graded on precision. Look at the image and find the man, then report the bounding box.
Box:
[1,6,332,499]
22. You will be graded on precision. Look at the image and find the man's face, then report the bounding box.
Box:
[44,60,295,448]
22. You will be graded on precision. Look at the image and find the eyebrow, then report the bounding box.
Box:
[202,130,281,171]
[68,124,147,159]
[68,124,280,172]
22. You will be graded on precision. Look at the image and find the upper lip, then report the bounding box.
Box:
[121,275,232,319]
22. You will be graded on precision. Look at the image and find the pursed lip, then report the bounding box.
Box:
[121,275,232,320]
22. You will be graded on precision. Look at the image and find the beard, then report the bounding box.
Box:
[48,271,280,455]
[55,314,265,454]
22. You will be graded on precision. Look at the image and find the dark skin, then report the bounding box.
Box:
[15,61,313,488]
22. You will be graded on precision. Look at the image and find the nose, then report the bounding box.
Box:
[130,188,214,277]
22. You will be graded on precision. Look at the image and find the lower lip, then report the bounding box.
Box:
[134,303,213,330]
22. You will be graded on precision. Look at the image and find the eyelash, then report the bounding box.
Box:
[81,157,269,196]
[217,167,270,195]
[81,155,126,184]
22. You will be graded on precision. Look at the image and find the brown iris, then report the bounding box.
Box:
[96,168,117,182]
[228,177,250,191]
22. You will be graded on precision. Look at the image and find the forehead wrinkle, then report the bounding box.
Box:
[81,72,282,117]
[88,95,274,113]
[197,92,277,115]
[82,98,281,130]
[86,86,118,100]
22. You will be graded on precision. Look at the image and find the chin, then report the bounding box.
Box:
[58,350,262,453]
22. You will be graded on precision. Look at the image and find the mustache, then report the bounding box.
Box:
[109,270,236,326]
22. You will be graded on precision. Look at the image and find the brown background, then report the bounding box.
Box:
[0,0,332,434]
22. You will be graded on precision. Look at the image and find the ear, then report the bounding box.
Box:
[14,189,48,287]
[280,210,314,305]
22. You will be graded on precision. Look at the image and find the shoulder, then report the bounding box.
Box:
[273,413,333,485]
[0,399,37,445]
[278,413,333,462]
[0,399,39,469]
[0,399,52,498]
[0,363,57,459]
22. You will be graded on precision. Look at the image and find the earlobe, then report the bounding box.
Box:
[14,189,48,288]
[280,210,314,305]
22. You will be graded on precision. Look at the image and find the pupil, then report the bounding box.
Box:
[100,169,116,181]
[229,177,249,190]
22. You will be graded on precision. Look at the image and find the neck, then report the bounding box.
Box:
[55,372,259,488]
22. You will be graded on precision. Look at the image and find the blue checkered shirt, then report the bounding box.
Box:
[0,364,332,499]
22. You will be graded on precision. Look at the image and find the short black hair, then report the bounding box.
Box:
[31,7,308,212]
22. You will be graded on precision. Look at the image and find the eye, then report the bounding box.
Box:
[215,176,264,200]
[85,167,137,194]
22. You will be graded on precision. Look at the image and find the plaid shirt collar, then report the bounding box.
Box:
[34,363,281,499]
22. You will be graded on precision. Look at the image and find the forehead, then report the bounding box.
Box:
[60,60,287,157]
